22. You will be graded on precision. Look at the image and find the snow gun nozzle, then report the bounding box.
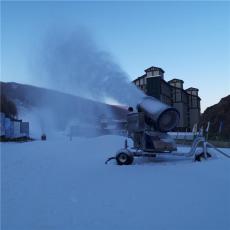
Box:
[137,96,180,132]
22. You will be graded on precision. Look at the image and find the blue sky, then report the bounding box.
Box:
[1,1,230,111]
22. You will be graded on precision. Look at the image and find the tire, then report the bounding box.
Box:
[195,152,211,161]
[127,153,134,165]
[116,152,134,165]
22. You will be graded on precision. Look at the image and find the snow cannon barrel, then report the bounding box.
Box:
[137,96,180,132]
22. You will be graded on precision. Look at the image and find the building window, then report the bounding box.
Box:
[176,89,181,102]
[146,72,152,77]
[153,70,159,76]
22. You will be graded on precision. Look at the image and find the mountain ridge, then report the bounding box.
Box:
[200,95,230,140]
[0,81,127,130]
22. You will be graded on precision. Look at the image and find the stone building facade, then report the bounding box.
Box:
[133,66,201,131]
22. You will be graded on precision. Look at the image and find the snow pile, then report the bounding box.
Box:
[1,135,230,230]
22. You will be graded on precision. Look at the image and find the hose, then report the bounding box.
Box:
[105,156,116,164]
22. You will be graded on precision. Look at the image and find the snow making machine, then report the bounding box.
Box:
[106,96,223,165]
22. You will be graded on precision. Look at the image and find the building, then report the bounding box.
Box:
[0,112,6,136]
[0,112,30,138]
[168,79,189,129]
[20,122,30,137]
[186,87,201,129]
[133,67,172,105]
[133,66,201,131]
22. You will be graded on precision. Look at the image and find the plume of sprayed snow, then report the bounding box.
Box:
[28,28,145,137]
[18,106,58,139]
[37,28,144,107]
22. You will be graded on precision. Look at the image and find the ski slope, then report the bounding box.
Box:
[1,135,230,230]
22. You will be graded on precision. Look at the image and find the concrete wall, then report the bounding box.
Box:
[172,102,189,128]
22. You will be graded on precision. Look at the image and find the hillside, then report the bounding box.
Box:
[200,95,230,140]
[0,82,127,131]
[0,93,18,118]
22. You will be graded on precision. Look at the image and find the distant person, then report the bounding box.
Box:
[41,134,46,141]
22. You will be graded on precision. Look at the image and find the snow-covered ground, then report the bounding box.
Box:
[1,135,230,230]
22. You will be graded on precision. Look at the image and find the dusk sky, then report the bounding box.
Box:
[1,1,230,111]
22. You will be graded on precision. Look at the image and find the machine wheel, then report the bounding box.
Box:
[195,152,212,161]
[116,152,134,165]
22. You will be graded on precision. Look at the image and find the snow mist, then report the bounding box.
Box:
[29,28,145,137]
[37,28,144,107]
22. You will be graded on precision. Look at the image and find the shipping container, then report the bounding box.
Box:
[5,118,14,138]
[20,122,29,137]
[13,120,21,138]
[0,112,6,136]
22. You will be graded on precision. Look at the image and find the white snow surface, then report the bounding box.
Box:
[1,135,230,230]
